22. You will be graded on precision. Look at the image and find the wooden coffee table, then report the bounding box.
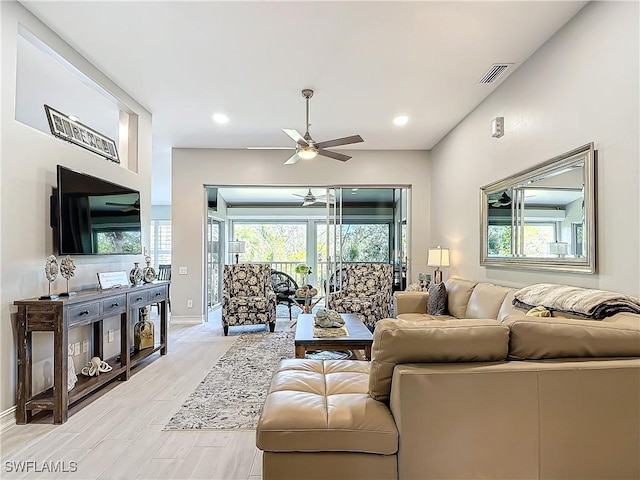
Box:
[294,313,373,360]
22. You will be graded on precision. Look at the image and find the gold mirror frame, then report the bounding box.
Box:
[480,143,596,273]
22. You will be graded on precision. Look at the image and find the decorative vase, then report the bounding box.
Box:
[134,306,155,350]
[142,256,156,283]
[129,262,144,286]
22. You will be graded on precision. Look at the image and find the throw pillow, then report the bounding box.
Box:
[427,282,448,315]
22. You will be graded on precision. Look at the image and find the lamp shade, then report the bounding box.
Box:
[548,242,568,255]
[427,247,450,267]
[228,241,246,254]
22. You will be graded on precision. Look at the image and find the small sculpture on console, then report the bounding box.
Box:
[39,255,59,300]
[80,357,113,377]
[59,256,77,297]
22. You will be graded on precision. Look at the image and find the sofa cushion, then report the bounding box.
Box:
[504,316,640,359]
[497,290,526,322]
[427,283,448,315]
[444,278,478,318]
[465,283,513,320]
[257,359,398,455]
[369,318,509,402]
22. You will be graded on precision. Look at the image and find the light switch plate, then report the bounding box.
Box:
[73,342,81,356]
[82,340,89,353]
[108,329,115,343]
[179,267,188,275]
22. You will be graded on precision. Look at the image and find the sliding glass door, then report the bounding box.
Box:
[206,212,223,310]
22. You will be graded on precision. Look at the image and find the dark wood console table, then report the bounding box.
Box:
[14,281,169,424]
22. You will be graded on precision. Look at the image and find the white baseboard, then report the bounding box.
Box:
[0,406,16,433]
[170,315,204,324]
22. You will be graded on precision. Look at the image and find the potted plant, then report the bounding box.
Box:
[294,264,312,286]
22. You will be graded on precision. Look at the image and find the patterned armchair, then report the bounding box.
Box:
[326,263,394,330]
[222,264,276,335]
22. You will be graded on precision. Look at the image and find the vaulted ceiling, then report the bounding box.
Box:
[21,1,586,204]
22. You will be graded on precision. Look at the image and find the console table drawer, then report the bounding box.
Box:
[128,290,149,307]
[68,303,100,327]
[102,295,126,316]
[149,286,166,302]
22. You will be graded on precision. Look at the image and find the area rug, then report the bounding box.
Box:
[164,331,294,430]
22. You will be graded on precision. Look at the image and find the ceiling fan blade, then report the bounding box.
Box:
[315,135,363,149]
[318,149,351,162]
[247,146,295,150]
[284,153,301,165]
[302,200,316,207]
[282,129,309,147]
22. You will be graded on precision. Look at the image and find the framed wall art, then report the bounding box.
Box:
[44,104,120,163]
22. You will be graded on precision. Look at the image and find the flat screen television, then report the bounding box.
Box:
[56,165,142,255]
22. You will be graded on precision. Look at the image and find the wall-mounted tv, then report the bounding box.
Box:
[56,165,142,255]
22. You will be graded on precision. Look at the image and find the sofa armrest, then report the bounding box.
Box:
[394,292,428,315]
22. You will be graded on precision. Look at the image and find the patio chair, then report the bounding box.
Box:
[222,264,276,335]
[326,263,394,331]
[270,269,299,321]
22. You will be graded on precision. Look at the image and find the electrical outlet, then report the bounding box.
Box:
[108,329,115,343]
[82,340,89,353]
[187,299,193,308]
[73,342,81,356]
[179,267,188,275]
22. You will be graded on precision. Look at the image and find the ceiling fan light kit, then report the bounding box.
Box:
[274,89,363,165]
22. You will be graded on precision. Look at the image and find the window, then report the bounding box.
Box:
[150,220,171,267]
[232,223,307,279]
[523,223,556,257]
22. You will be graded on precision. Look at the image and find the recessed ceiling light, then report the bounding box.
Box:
[393,115,408,126]
[212,113,229,124]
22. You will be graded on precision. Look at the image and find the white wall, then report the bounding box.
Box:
[1,2,153,413]
[171,149,430,322]
[429,1,639,295]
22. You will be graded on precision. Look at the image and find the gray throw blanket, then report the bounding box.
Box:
[513,283,640,319]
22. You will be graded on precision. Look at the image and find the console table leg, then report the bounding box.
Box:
[160,300,168,355]
[16,306,28,424]
[121,311,130,380]
[53,317,68,424]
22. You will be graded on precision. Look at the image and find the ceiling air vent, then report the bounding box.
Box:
[478,63,513,84]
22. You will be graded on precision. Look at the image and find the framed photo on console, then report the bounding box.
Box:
[44,105,120,163]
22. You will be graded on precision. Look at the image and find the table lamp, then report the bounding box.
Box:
[229,240,246,264]
[548,241,569,258]
[427,246,450,284]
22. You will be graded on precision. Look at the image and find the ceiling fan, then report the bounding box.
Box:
[250,89,364,165]
[105,199,140,212]
[491,191,512,207]
[293,188,335,206]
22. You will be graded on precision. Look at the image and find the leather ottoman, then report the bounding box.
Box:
[256,359,398,480]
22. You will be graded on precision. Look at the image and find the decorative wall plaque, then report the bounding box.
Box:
[44,104,119,163]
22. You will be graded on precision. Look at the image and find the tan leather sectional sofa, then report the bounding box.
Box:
[257,278,640,480]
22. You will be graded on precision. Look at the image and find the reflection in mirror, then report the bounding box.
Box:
[480,143,595,273]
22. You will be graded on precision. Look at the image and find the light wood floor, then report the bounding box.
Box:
[1,309,295,480]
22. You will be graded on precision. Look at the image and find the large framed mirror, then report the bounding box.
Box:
[480,143,595,273]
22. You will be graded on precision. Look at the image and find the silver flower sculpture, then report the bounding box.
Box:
[44,255,58,281]
[60,256,76,279]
